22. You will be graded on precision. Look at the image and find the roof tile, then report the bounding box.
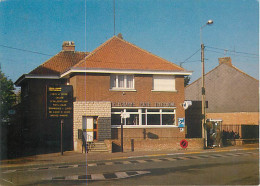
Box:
[74,36,184,71]
[29,51,88,75]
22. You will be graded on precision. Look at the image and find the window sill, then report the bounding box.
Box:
[109,88,137,92]
[111,125,177,128]
[151,90,178,92]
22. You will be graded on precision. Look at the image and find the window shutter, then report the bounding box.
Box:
[153,75,175,91]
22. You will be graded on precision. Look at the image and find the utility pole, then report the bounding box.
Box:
[201,43,206,147]
[200,20,213,148]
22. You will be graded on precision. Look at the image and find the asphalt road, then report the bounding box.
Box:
[1,149,259,185]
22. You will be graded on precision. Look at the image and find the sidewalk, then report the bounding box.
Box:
[0,144,258,169]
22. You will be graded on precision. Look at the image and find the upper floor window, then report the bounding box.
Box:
[153,75,176,91]
[110,74,134,90]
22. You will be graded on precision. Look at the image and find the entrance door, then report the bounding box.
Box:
[82,116,98,142]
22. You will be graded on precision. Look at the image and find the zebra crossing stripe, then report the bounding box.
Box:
[105,162,114,165]
[115,172,129,178]
[136,160,147,163]
[44,171,151,181]
[66,175,78,180]
[152,159,162,162]
[88,163,97,167]
[2,170,16,174]
[91,174,106,180]
[122,161,132,164]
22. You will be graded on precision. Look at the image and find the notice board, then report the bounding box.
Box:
[46,85,73,118]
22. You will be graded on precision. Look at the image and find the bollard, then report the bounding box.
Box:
[131,139,134,152]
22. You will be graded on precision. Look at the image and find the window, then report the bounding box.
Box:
[153,75,176,91]
[111,108,176,126]
[110,75,134,89]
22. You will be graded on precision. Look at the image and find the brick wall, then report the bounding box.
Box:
[70,73,185,119]
[111,127,185,140]
[104,138,204,152]
[73,101,111,151]
[207,112,259,125]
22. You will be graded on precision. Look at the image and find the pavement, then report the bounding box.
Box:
[0,143,258,169]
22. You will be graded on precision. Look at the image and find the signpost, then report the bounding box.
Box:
[120,112,130,152]
[178,118,185,128]
[46,85,73,155]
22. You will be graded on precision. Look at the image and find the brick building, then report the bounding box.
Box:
[15,36,194,152]
[14,42,88,153]
[185,57,259,139]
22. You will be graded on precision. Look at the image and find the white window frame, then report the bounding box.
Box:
[110,74,135,91]
[111,108,177,128]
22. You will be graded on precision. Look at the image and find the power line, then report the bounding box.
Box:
[0,44,54,57]
[206,46,258,56]
[179,48,201,66]
[206,49,258,59]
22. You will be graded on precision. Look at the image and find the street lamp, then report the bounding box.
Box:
[200,19,213,148]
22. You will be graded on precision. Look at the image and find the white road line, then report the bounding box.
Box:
[136,160,146,163]
[91,174,106,180]
[65,175,78,180]
[88,163,97,167]
[122,161,132,164]
[2,170,17,174]
[152,159,162,162]
[1,178,14,185]
[164,158,175,161]
[136,171,151,175]
[115,172,129,178]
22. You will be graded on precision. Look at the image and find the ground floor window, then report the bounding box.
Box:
[111,108,176,126]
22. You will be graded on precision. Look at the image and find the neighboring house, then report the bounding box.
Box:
[15,36,192,152]
[15,42,88,152]
[185,57,259,139]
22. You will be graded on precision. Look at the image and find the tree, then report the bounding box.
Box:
[184,76,191,87]
[0,69,16,121]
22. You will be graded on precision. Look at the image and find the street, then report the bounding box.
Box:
[0,148,259,185]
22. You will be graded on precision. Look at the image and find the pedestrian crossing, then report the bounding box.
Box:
[45,171,151,181]
[1,151,257,174]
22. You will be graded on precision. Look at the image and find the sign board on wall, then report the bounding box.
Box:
[178,118,185,128]
[46,85,73,118]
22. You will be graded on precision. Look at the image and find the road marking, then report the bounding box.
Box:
[122,161,132,164]
[91,174,106,180]
[105,162,113,165]
[66,175,78,180]
[88,163,97,167]
[152,159,163,162]
[3,149,258,174]
[136,160,147,163]
[115,172,128,178]
[2,170,16,174]
[1,178,14,185]
[44,170,151,181]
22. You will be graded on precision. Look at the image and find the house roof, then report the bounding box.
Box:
[72,36,185,72]
[186,62,258,89]
[29,51,88,75]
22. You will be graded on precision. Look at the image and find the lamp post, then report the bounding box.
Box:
[200,20,213,148]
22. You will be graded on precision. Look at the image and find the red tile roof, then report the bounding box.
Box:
[73,36,184,71]
[29,51,88,75]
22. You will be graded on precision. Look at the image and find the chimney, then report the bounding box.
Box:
[218,57,232,66]
[62,41,75,51]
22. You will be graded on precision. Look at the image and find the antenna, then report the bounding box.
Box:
[114,0,115,35]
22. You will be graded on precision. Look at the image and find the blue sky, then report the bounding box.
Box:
[0,0,259,85]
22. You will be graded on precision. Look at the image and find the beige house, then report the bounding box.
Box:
[185,57,259,139]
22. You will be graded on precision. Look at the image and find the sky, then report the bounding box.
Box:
[0,0,259,87]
